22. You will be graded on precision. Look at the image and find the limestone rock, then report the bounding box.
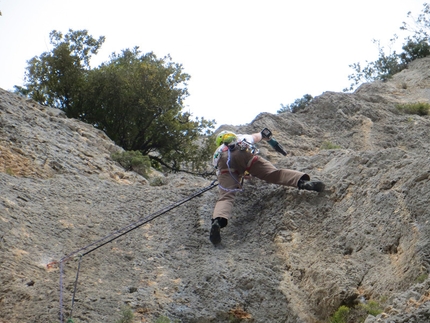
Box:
[1,58,430,323]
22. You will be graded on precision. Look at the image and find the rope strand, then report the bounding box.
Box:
[218,148,244,193]
[57,179,218,323]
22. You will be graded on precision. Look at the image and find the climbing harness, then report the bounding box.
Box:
[214,128,287,193]
[232,139,259,155]
[218,139,259,193]
[49,179,218,323]
[218,148,244,193]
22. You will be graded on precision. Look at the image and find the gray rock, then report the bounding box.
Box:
[1,58,430,323]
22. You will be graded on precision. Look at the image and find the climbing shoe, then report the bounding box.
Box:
[298,179,325,192]
[210,218,221,245]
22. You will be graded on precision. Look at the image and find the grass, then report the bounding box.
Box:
[111,150,151,178]
[5,167,15,176]
[320,141,342,150]
[396,102,430,116]
[416,273,428,283]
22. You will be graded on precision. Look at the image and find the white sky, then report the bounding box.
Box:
[0,0,426,126]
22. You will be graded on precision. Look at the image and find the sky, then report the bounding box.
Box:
[0,0,426,127]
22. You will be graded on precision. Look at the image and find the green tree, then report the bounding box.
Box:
[81,47,215,172]
[15,29,105,115]
[345,3,430,91]
[16,30,215,174]
[399,3,430,63]
[278,94,313,113]
[345,38,406,90]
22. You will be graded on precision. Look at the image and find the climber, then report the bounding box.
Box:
[210,129,325,245]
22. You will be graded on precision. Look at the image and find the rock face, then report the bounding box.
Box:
[1,58,430,323]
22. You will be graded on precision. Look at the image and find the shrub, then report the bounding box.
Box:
[149,176,168,187]
[329,305,350,323]
[111,150,151,177]
[396,102,430,116]
[320,141,342,150]
[115,306,134,323]
[345,4,430,91]
[416,273,428,283]
[155,315,179,323]
[278,94,313,113]
[5,167,15,176]
[359,299,383,316]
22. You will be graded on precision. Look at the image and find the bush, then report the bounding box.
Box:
[359,300,383,316]
[416,273,429,283]
[278,94,313,113]
[320,141,342,150]
[115,306,134,323]
[111,150,151,177]
[149,176,168,187]
[5,167,15,176]
[329,305,350,323]
[345,4,430,91]
[329,300,384,323]
[155,315,179,323]
[396,102,430,115]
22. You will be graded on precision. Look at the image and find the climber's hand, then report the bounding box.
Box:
[261,128,272,140]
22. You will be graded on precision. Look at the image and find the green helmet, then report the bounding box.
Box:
[215,131,237,146]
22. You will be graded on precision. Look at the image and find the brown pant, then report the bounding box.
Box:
[212,148,308,221]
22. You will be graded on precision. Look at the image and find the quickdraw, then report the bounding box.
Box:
[228,139,259,155]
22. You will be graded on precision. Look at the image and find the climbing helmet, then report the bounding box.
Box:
[215,131,237,146]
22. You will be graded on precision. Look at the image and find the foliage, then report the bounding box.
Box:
[5,167,14,176]
[83,47,215,173]
[329,300,385,323]
[320,141,342,150]
[396,102,430,115]
[328,305,350,323]
[15,29,215,174]
[149,176,168,187]
[15,29,105,114]
[278,94,313,113]
[154,315,179,323]
[416,273,429,283]
[358,300,383,317]
[345,3,430,91]
[111,150,151,177]
[345,39,407,91]
[115,306,134,323]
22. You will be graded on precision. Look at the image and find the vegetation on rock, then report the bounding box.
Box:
[15,29,215,174]
[346,3,430,91]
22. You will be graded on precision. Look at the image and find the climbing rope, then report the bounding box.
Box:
[50,179,218,323]
[219,148,244,192]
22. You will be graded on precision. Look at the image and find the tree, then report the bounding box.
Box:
[278,94,313,113]
[345,39,407,91]
[80,47,215,172]
[399,3,430,63]
[345,3,430,91]
[15,29,105,115]
[16,30,215,174]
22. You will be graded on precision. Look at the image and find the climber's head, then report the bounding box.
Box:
[215,131,237,146]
